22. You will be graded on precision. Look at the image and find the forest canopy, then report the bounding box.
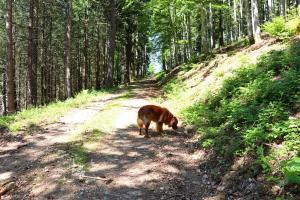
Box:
[1,0,299,114]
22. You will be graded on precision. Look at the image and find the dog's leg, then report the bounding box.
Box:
[156,122,163,135]
[145,122,150,138]
[137,117,144,135]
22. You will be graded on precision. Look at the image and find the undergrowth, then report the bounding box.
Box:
[159,40,300,193]
[263,15,300,39]
[183,41,300,185]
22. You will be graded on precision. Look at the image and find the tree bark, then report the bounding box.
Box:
[65,0,72,98]
[27,0,38,107]
[2,66,7,115]
[107,0,117,87]
[125,31,132,84]
[83,7,88,89]
[219,7,225,47]
[6,0,16,114]
[245,0,255,44]
[251,0,261,42]
[95,24,101,90]
[186,13,192,58]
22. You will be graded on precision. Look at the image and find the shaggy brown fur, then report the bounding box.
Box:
[137,105,178,138]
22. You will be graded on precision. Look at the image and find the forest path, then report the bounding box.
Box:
[1,80,219,200]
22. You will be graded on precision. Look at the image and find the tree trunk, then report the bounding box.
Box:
[65,0,72,98]
[125,31,132,84]
[298,0,300,15]
[27,0,38,107]
[162,54,166,71]
[219,8,225,47]
[95,25,101,90]
[107,0,117,87]
[83,7,88,89]
[186,13,192,58]
[279,0,286,17]
[251,0,261,42]
[2,66,7,115]
[201,7,209,54]
[233,0,238,40]
[209,3,214,49]
[6,0,16,114]
[245,0,255,44]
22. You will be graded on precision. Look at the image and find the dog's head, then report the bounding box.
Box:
[169,116,178,130]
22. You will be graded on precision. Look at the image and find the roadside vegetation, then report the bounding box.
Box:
[0,90,111,132]
[157,20,300,198]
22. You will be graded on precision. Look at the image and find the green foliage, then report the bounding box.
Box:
[67,142,90,168]
[162,78,184,99]
[0,90,108,132]
[281,157,300,184]
[263,16,300,39]
[263,17,287,38]
[155,71,167,82]
[147,63,155,76]
[179,41,300,183]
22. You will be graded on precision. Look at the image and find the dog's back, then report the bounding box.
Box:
[137,105,164,128]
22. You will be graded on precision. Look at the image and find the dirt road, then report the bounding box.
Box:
[0,80,218,200]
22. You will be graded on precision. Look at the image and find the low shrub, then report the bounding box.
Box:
[262,16,300,39]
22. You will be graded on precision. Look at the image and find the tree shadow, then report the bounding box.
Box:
[31,123,218,200]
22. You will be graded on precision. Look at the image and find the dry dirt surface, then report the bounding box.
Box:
[0,80,263,200]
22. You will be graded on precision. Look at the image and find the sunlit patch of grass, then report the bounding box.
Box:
[120,88,135,99]
[56,177,67,186]
[67,98,124,170]
[0,90,109,132]
[54,140,89,170]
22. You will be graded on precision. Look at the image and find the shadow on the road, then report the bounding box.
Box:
[40,123,216,200]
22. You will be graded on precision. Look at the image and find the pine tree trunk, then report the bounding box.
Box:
[245,0,255,44]
[298,0,300,15]
[219,7,225,47]
[83,7,88,89]
[186,13,193,58]
[107,0,117,87]
[201,7,209,54]
[251,0,261,42]
[27,0,37,107]
[95,25,101,90]
[209,3,214,49]
[6,0,16,114]
[65,0,72,98]
[125,31,132,84]
[2,66,7,115]
[33,0,38,104]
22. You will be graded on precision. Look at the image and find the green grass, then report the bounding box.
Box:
[183,42,300,184]
[0,89,110,132]
[158,40,300,189]
[67,97,125,169]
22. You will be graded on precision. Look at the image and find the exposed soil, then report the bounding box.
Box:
[0,79,289,200]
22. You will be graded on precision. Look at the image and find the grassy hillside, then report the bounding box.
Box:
[157,37,300,199]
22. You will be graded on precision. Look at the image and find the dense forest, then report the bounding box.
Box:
[0,0,299,115]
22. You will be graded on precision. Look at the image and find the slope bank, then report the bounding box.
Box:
[157,37,300,199]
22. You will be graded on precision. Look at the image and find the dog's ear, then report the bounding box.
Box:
[170,117,176,125]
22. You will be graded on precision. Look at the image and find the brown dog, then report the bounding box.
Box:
[137,105,178,138]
